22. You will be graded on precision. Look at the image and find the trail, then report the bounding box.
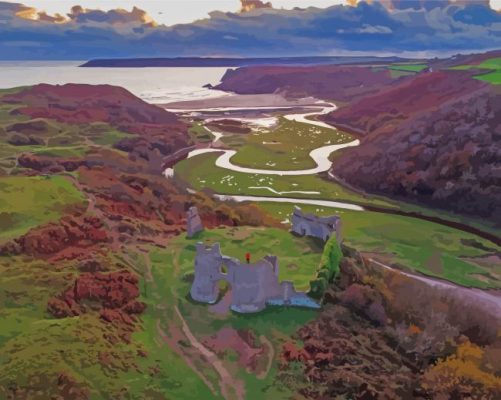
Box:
[173,306,246,400]
[141,250,244,400]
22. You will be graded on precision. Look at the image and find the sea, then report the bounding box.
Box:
[0,61,229,104]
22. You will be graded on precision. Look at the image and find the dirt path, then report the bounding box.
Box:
[256,335,274,380]
[174,306,246,400]
[140,250,245,400]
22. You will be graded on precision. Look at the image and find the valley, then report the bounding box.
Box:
[0,53,500,399]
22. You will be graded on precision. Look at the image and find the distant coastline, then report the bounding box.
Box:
[80,56,413,68]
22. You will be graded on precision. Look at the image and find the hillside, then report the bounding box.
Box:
[215,57,501,225]
[214,65,400,102]
[327,70,501,223]
[0,84,277,399]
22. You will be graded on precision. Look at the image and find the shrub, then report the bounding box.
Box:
[421,341,501,399]
[308,237,342,299]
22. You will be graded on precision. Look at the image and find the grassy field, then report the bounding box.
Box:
[189,121,214,143]
[0,247,221,400]
[0,97,137,173]
[228,118,352,170]
[388,64,428,72]
[176,125,500,289]
[143,226,323,399]
[260,203,500,289]
[450,57,501,84]
[175,152,397,209]
[0,175,86,241]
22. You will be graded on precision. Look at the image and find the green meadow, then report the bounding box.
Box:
[227,118,352,170]
[260,203,500,289]
[143,226,323,399]
[450,57,501,84]
[0,175,86,241]
[175,152,397,209]
[387,64,428,72]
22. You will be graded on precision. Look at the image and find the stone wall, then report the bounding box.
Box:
[291,206,341,243]
[186,206,204,238]
[190,242,319,313]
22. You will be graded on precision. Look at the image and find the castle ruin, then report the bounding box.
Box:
[190,243,319,313]
[186,206,204,238]
[291,206,341,243]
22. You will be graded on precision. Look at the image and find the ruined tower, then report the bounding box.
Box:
[186,206,204,238]
[190,242,320,313]
[291,206,342,243]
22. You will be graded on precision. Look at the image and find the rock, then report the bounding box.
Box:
[7,133,44,146]
[186,206,204,238]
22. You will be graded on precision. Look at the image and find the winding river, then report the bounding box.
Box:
[175,102,364,212]
[185,102,360,176]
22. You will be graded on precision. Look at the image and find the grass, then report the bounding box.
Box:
[144,226,322,399]
[449,57,501,84]
[228,118,352,170]
[0,93,137,171]
[175,152,397,209]
[189,121,214,143]
[388,64,428,72]
[0,249,216,400]
[259,202,500,289]
[33,145,89,158]
[0,175,86,241]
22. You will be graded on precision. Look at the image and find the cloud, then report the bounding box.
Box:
[67,5,156,27]
[240,1,273,13]
[0,0,499,60]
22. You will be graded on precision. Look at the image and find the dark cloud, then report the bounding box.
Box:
[0,1,499,60]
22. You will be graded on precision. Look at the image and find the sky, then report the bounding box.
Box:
[1,1,344,25]
[9,0,501,26]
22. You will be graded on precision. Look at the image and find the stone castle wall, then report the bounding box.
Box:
[291,206,341,243]
[186,206,204,238]
[190,242,319,313]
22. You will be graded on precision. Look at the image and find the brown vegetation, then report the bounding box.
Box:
[278,246,501,399]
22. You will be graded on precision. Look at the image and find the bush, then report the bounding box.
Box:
[308,237,342,299]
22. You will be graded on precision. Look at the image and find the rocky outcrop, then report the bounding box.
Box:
[291,206,341,243]
[186,206,204,238]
